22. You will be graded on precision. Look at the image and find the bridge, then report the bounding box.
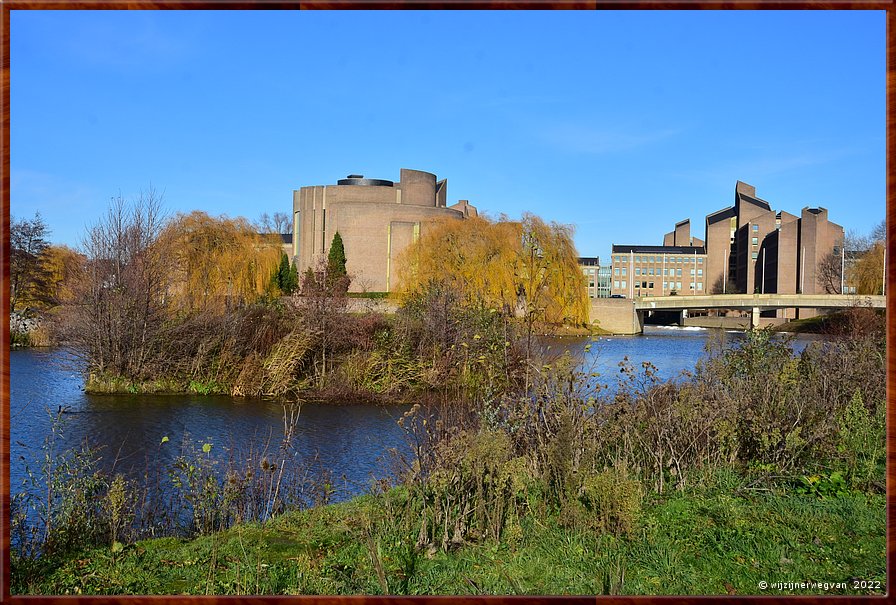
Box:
[591,294,886,334]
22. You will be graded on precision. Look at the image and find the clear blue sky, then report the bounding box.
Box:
[11,10,885,259]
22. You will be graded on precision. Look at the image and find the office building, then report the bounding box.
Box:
[611,181,844,317]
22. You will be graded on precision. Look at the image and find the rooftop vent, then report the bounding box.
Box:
[346,174,364,179]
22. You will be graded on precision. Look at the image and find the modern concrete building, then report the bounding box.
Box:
[610,245,709,298]
[611,181,844,318]
[596,264,612,298]
[292,169,477,293]
[577,258,613,299]
[579,257,600,299]
[706,182,844,318]
[663,219,704,247]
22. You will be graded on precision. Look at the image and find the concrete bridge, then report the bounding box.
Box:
[591,294,886,334]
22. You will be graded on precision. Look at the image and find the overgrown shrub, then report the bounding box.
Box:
[836,389,885,490]
[411,429,527,551]
[578,466,643,536]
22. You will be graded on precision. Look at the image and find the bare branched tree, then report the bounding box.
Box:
[61,189,169,380]
[709,272,740,295]
[257,212,292,235]
[297,257,349,386]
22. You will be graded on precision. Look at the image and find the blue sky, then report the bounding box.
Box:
[11,10,885,258]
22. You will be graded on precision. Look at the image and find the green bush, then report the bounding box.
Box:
[578,467,643,536]
[836,389,885,490]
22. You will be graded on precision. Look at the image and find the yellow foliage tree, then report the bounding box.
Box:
[160,211,282,314]
[396,213,588,326]
[39,245,84,306]
[851,242,885,295]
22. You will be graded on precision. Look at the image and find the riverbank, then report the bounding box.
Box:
[14,475,884,596]
[773,309,873,334]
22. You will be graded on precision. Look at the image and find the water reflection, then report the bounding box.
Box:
[9,327,826,504]
[10,349,412,506]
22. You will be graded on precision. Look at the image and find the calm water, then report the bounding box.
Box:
[9,349,412,504]
[9,327,826,503]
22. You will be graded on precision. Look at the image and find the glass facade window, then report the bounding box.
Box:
[698,258,703,264]
[648,282,654,289]
[648,268,654,275]
[751,252,759,259]
[614,280,619,288]
[697,282,703,290]
[635,268,641,276]
[676,268,682,276]
[752,237,759,245]
[663,282,668,290]
[622,268,627,276]
[614,268,620,276]
[690,269,695,276]
[677,282,682,289]
[621,280,627,288]
[697,269,703,276]
[635,256,640,263]
[753,224,759,231]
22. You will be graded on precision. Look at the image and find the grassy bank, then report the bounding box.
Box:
[15,475,884,596]
[773,307,886,334]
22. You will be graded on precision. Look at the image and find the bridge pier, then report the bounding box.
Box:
[635,309,646,334]
[751,307,760,328]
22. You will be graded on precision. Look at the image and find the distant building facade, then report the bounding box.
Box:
[579,257,614,299]
[292,168,477,293]
[610,245,708,298]
[579,257,600,298]
[596,265,612,298]
[611,181,844,317]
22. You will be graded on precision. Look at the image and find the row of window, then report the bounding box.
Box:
[613,255,705,265]
[614,267,704,277]
[613,281,705,291]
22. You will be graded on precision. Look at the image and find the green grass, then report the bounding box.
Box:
[15,482,885,596]
[772,314,833,334]
[773,309,885,334]
[84,373,188,395]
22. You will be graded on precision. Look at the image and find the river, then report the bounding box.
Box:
[9,326,826,511]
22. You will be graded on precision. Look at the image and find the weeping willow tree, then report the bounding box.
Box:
[396,213,589,327]
[161,211,283,314]
[851,242,886,295]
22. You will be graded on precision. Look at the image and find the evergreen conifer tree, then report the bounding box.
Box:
[286,261,299,294]
[276,252,291,292]
[327,232,347,279]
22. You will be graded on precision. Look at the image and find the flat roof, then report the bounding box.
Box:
[612,245,706,254]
